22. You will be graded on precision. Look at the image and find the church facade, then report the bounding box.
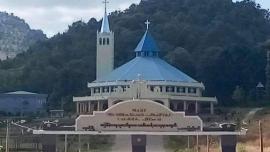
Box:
[73,4,217,116]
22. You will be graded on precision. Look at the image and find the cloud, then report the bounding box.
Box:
[0,0,140,37]
[1,0,268,37]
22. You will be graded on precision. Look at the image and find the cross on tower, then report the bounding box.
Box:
[103,0,109,12]
[145,20,150,30]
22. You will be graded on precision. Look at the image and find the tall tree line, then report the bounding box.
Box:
[0,0,269,110]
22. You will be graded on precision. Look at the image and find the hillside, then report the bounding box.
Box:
[0,12,46,60]
[0,0,269,110]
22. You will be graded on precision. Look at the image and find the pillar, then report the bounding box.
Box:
[210,103,214,115]
[77,103,80,114]
[196,88,201,96]
[64,135,67,152]
[185,87,189,94]
[109,86,111,94]
[97,101,100,111]
[184,101,187,112]
[195,102,199,114]
[82,103,84,113]
[78,135,81,152]
[79,103,83,114]
[90,88,94,95]
[100,87,103,95]
[88,102,91,114]
[162,86,166,93]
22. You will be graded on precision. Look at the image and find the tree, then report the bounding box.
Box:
[232,86,245,103]
[262,39,270,99]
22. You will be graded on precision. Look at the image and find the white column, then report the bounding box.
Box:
[80,103,83,114]
[97,101,100,111]
[162,86,166,93]
[210,102,214,115]
[90,88,94,95]
[88,102,91,113]
[195,102,199,114]
[184,101,187,112]
[109,86,111,94]
[185,87,189,95]
[84,103,87,113]
[196,88,201,96]
[78,135,81,152]
[64,134,67,152]
[100,87,103,95]
[76,102,79,114]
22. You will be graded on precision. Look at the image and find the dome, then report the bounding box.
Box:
[95,57,197,83]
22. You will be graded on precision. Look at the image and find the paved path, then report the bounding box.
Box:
[110,135,166,152]
[242,108,263,124]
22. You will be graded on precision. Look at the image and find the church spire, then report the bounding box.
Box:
[100,0,110,33]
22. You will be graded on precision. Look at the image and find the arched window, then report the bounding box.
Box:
[107,38,110,45]
[103,38,106,45]
[99,38,102,45]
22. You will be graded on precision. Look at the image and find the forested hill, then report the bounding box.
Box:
[0,12,46,60]
[0,0,269,110]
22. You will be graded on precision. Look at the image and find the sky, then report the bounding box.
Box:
[0,0,268,37]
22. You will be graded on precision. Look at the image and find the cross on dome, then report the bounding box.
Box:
[145,20,150,30]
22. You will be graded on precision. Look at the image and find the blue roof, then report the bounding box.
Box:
[95,57,197,83]
[135,30,159,53]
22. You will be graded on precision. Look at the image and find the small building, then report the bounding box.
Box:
[0,91,47,115]
[50,110,64,118]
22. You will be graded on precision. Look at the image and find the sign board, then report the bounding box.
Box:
[76,100,203,132]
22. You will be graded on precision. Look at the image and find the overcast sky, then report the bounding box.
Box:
[0,0,268,37]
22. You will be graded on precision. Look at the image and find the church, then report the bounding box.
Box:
[73,2,217,116]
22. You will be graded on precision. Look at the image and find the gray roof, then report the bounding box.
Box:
[95,57,197,83]
[5,91,37,95]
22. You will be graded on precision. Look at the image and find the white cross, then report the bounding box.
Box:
[145,20,150,30]
[103,0,109,12]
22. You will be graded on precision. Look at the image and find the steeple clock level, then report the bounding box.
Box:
[96,0,114,79]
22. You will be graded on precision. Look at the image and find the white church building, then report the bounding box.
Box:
[73,3,217,116]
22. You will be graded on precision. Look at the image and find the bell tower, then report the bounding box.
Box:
[96,0,114,79]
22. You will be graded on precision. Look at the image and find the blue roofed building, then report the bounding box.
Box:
[0,91,47,115]
[73,5,217,115]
